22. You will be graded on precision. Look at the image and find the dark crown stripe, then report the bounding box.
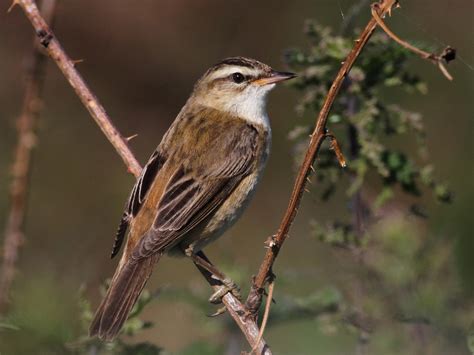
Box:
[209,57,259,72]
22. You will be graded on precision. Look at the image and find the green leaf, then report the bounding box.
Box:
[468,322,474,354]
[0,322,20,331]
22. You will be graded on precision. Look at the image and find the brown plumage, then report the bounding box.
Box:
[89,57,295,341]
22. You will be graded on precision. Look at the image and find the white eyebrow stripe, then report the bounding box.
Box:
[209,66,259,81]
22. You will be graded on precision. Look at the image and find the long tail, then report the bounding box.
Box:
[89,254,160,341]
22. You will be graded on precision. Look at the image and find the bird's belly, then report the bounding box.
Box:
[176,169,263,254]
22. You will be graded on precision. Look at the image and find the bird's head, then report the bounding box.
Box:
[191,57,296,124]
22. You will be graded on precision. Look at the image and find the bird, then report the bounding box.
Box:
[89,57,296,341]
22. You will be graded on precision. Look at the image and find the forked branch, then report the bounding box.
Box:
[9,0,456,353]
[371,2,455,81]
[245,0,456,316]
[11,0,269,352]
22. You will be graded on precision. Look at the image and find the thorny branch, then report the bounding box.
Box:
[0,0,57,313]
[10,0,269,353]
[8,0,457,353]
[245,0,455,317]
[192,252,270,354]
[11,0,142,177]
[371,3,455,81]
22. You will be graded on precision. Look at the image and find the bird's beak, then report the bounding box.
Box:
[253,70,297,86]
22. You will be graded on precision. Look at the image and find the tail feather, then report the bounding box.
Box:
[89,254,160,341]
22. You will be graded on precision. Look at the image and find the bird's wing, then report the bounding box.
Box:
[110,150,166,258]
[130,116,261,260]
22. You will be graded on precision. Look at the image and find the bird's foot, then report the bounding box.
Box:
[209,277,241,304]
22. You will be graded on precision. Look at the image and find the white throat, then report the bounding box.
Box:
[200,83,274,130]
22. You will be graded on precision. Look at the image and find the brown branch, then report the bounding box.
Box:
[251,281,274,355]
[371,2,455,81]
[0,0,57,313]
[327,133,347,168]
[12,0,142,178]
[245,0,402,315]
[11,0,270,352]
[193,252,270,354]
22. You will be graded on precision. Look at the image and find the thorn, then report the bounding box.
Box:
[207,306,227,317]
[310,165,316,173]
[437,61,453,81]
[72,58,84,66]
[125,133,138,142]
[7,0,19,13]
[304,188,310,193]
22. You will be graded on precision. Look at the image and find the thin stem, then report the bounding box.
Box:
[12,0,142,177]
[193,252,270,355]
[371,3,454,80]
[11,0,270,351]
[252,281,274,355]
[245,0,400,315]
[0,0,57,313]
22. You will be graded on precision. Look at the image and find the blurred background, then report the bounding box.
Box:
[0,0,472,354]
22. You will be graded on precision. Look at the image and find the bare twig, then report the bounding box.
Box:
[326,133,347,168]
[252,281,274,355]
[192,252,270,355]
[12,0,142,177]
[245,0,401,315]
[11,0,270,352]
[371,2,455,81]
[0,0,57,313]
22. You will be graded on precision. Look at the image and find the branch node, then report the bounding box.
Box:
[264,235,277,249]
[440,46,456,63]
[36,29,53,48]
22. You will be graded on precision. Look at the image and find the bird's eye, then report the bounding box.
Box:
[232,72,245,83]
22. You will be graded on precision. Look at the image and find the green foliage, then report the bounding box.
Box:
[285,21,451,244]
[281,20,469,354]
[0,275,78,354]
[468,322,474,354]
[0,322,20,331]
[69,282,163,355]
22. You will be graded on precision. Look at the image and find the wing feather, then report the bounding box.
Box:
[130,118,261,260]
[110,149,166,258]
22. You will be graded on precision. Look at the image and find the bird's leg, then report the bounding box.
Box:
[184,248,241,306]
